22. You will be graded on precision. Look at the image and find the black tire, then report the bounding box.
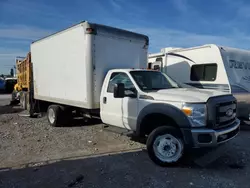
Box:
[146,126,184,167]
[62,107,73,126]
[47,105,63,127]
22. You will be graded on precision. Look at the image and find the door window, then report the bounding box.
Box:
[107,72,136,95]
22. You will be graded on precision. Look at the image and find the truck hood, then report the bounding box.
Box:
[147,88,229,103]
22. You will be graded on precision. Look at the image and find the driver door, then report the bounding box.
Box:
[100,72,138,130]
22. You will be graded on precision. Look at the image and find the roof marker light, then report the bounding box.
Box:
[85,28,96,35]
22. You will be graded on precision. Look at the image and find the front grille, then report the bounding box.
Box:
[206,95,237,129]
[214,100,237,129]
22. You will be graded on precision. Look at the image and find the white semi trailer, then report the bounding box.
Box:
[27,22,239,166]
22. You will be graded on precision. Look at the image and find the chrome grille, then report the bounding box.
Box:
[215,100,237,129]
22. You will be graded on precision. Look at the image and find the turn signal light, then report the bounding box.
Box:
[182,107,192,116]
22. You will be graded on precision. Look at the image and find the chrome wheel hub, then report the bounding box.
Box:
[48,108,56,124]
[153,134,183,163]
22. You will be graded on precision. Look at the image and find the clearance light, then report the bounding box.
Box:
[86,28,96,34]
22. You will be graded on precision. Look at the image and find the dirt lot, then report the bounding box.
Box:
[1,98,250,188]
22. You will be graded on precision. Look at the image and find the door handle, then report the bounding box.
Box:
[103,97,107,104]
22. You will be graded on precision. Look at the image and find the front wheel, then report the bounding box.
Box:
[146,126,184,166]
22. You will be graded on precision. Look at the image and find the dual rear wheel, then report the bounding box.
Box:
[47,105,72,127]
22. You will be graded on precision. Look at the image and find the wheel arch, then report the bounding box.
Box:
[136,103,193,145]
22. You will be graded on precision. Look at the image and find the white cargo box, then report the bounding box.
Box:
[31,21,148,109]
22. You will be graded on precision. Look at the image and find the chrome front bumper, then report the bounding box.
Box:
[191,119,240,148]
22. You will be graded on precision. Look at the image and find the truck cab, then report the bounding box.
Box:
[100,69,240,166]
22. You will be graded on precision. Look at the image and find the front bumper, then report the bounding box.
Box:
[190,119,240,148]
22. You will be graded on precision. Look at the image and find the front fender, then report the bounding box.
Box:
[137,103,190,128]
[136,103,194,146]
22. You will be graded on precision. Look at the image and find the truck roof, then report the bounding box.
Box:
[159,44,250,54]
[32,21,149,44]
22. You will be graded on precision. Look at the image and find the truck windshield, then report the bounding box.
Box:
[130,71,180,91]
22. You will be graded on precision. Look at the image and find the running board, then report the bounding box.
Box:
[102,125,133,136]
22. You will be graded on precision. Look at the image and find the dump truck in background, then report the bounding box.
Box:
[19,21,240,166]
[16,53,31,91]
[13,52,32,108]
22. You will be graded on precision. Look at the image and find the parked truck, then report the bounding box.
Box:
[22,22,240,166]
[148,44,250,121]
[11,53,32,107]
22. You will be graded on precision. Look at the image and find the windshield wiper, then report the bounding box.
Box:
[151,88,167,90]
[151,87,178,90]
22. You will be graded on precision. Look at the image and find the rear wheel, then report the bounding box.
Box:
[146,126,184,166]
[47,105,72,127]
[47,105,63,127]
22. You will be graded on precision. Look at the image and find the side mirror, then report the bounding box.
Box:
[113,83,125,98]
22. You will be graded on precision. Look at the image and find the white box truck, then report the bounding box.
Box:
[148,44,250,121]
[27,23,240,166]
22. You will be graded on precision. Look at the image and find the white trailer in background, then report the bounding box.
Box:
[148,44,250,120]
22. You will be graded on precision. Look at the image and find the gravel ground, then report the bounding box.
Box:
[0,100,250,188]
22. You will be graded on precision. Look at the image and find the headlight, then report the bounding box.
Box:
[182,103,206,127]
